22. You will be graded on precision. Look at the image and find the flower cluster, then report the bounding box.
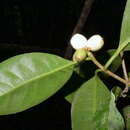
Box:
[70,34,104,51]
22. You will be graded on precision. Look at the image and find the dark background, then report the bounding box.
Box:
[0,0,127,130]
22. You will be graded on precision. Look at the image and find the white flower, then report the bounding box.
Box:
[70,33,87,50]
[70,33,104,51]
[85,35,104,51]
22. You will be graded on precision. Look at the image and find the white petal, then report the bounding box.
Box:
[85,35,104,51]
[70,33,87,50]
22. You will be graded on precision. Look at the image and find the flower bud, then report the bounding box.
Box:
[70,33,87,50]
[85,35,104,51]
[73,48,87,62]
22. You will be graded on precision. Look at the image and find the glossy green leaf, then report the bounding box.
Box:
[105,0,130,68]
[71,76,125,130]
[0,53,75,115]
[119,0,130,51]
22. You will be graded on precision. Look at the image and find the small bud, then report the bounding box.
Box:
[70,33,87,50]
[85,35,104,51]
[73,48,87,62]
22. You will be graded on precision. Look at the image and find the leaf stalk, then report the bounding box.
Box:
[87,52,127,85]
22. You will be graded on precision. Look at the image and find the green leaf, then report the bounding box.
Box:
[0,53,75,115]
[71,76,125,130]
[65,91,75,103]
[119,0,130,50]
[123,105,130,130]
[105,0,130,68]
[65,61,96,104]
[112,86,122,101]
[65,49,122,103]
[65,49,122,104]
[63,72,85,103]
[97,49,121,72]
[108,92,125,130]
[107,49,121,72]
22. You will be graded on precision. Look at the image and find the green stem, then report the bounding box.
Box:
[87,52,127,85]
[105,39,130,69]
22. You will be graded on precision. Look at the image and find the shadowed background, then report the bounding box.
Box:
[0,0,127,129]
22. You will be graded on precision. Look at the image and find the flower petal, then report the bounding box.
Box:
[85,35,104,51]
[70,34,87,50]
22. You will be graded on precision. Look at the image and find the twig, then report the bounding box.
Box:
[64,0,95,59]
[87,52,127,85]
[121,53,129,81]
[120,52,129,96]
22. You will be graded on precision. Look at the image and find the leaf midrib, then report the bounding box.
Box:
[0,61,76,97]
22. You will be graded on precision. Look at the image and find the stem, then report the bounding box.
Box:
[120,52,129,96]
[121,53,129,81]
[122,58,128,81]
[87,52,127,85]
[105,38,130,69]
[64,0,95,59]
